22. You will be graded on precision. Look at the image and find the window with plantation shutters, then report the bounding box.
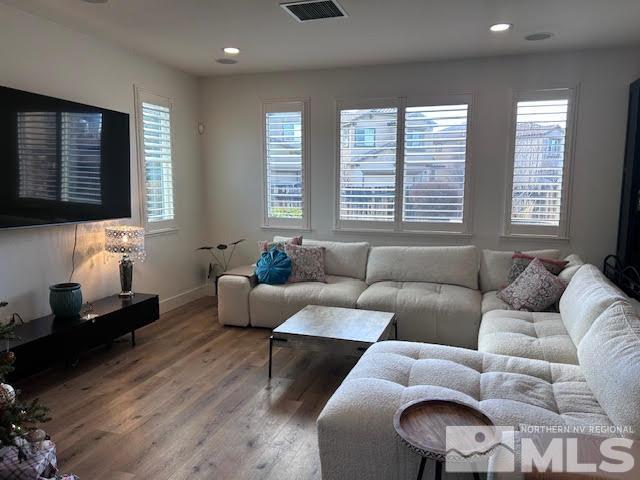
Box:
[339,105,398,223]
[17,111,103,205]
[336,96,472,233]
[262,99,309,229]
[135,87,176,233]
[506,89,575,237]
[403,104,469,225]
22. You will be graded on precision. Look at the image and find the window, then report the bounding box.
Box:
[354,127,376,147]
[17,112,103,205]
[505,89,575,237]
[336,97,472,233]
[262,99,309,229]
[135,87,176,233]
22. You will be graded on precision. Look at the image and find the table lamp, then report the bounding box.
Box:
[105,226,146,297]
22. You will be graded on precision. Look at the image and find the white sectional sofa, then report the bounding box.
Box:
[316,264,640,480]
[218,237,581,349]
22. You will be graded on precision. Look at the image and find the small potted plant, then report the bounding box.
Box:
[197,239,245,295]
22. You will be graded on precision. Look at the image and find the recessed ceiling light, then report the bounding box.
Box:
[216,58,238,65]
[82,0,109,3]
[489,23,512,32]
[525,32,553,41]
[222,47,240,56]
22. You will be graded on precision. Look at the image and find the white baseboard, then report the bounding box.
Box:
[159,284,208,314]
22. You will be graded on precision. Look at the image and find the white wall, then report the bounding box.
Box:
[200,47,640,267]
[0,4,207,319]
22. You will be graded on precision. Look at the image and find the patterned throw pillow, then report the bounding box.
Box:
[284,244,326,283]
[506,252,569,285]
[258,235,302,253]
[498,258,567,311]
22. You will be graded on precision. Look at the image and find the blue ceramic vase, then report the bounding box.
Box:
[49,283,83,318]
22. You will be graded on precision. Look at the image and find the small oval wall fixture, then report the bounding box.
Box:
[198,123,205,135]
[525,32,554,41]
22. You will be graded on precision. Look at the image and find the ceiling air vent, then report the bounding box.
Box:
[280,1,347,22]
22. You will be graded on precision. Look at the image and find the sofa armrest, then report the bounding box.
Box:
[218,265,257,327]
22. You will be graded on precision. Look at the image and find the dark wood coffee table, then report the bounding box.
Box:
[268,305,396,378]
[394,399,500,480]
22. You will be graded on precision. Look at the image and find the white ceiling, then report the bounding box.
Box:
[4,0,640,77]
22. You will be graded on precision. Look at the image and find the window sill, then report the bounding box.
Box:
[146,227,179,237]
[500,233,570,242]
[260,225,312,232]
[333,227,473,238]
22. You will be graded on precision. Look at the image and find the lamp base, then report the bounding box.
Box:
[119,255,134,298]
[119,291,134,298]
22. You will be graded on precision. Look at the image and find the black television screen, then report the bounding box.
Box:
[0,86,131,229]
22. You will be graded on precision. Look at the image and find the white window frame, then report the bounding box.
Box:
[503,87,577,239]
[134,86,178,235]
[334,94,474,234]
[261,98,310,230]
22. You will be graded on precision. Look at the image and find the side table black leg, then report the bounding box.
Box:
[131,330,136,347]
[268,335,273,379]
[434,460,442,480]
[415,457,426,480]
[394,320,398,340]
[472,472,481,480]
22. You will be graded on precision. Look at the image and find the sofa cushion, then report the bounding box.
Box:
[274,237,370,281]
[249,275,367,328]
[560,264,627,345]
[317,341,613,480]
[356,281,481,348]
[365,245,478,289]
[478,310,578,364]
[479,249,560,292]
[578,300,640,437]
[481,291,512,314]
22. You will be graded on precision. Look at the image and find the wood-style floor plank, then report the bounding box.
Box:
[20,297,354,479]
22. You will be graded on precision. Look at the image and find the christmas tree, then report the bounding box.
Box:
[0,302,50,461]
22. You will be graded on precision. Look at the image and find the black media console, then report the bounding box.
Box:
[7,293,159,379]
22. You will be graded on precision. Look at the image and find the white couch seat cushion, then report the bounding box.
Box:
[356,282,481,348]
[481,290,512,314]
[478,310,578,364]
[248,275,367,328]
[317,341,612,480]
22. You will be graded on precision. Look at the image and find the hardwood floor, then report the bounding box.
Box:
[20,297,357,480]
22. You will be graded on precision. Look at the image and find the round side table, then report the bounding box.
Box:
[394,399,501,480]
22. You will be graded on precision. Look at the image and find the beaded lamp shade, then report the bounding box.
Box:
[104,226,146,261]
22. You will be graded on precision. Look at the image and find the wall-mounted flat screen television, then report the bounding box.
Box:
[0,86,130,229]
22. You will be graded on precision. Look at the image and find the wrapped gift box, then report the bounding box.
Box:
[0,440,57,480]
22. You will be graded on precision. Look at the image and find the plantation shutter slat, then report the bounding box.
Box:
[142,102,174,223]
[339,107,398,222]
[17,111,103,204]
[265,109,304,220]
[403,104,468,223]
[510,98,569,227]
